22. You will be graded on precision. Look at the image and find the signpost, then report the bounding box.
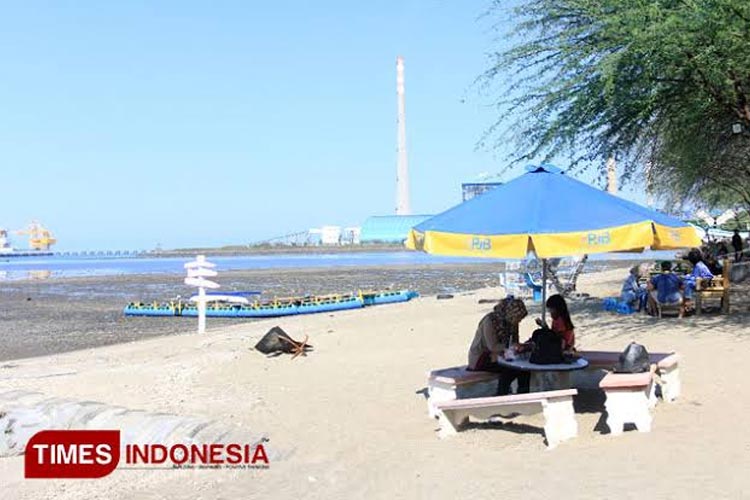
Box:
[184,255,219,333]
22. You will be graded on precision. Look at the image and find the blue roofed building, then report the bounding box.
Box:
[359,215,432,244]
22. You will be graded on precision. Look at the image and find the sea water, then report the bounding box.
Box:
[0,250,677,281]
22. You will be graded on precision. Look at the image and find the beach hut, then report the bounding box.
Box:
[407,165,701,317]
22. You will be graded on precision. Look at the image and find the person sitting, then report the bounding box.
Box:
[620,265,647,311]
[684,248,714,300]
[536,294,576,352]
[704,253,724,276]
[467,297,530,395]
[647,261,685,316]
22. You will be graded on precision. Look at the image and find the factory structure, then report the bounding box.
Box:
[267,57,502,247]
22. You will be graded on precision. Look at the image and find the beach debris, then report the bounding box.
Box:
[478,298,503,304]
[255,326,313,359]
[436,294,454,300]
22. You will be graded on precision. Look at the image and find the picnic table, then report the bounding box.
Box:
[496,355,589,392]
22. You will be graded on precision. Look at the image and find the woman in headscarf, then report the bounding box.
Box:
[467,297,529,395]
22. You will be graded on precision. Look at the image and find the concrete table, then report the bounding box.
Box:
[496,356,589,392]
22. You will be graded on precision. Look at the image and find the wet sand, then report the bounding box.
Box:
[8,259,740,363]
[0,263,529,361]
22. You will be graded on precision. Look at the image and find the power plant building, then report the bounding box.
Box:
[359,215,431,244]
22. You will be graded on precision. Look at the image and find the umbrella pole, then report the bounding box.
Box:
[541,259,548,322]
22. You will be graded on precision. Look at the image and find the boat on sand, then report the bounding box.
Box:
[123,290,418,318]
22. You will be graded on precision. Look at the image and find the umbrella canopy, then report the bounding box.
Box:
[407,165,700,259]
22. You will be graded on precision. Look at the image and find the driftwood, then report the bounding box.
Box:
[478,298,503,304]
[254,327,313,359]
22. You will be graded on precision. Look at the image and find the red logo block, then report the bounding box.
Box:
[25,430,120,479]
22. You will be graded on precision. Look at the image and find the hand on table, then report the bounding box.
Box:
[513,342,534,353]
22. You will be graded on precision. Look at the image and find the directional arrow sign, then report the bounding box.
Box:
[184,259,216,269]
[187,268,218,278]
[184,277,220,289]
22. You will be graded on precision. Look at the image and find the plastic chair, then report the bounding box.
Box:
[523,273,544,302]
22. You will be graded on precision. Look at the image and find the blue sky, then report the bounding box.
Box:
[0,1,643,250]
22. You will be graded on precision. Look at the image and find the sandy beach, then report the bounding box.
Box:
[2,266,749,499]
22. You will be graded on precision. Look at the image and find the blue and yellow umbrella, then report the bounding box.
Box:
[407,165,700,316]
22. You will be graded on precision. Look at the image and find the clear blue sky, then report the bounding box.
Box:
[0,1,643,250]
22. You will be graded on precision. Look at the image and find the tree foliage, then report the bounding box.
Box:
[483,0,750,211]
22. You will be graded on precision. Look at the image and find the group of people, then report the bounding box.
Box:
[703,229,746,264]
[620,247,716,314]
[467,294,575,395]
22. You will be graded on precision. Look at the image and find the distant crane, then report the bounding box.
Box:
[15,220,57,250]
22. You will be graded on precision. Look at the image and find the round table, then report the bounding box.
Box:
[496,356,589,392]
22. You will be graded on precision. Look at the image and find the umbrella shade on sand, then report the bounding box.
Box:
[407,165,701,317]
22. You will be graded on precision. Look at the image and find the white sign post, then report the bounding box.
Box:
[184,255,219,334]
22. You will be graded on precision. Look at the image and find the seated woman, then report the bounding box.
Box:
[537,294,575,352]
[467,297,529,395]
[647,261,684,315]
[621,266,647,311]
[683,248,714,300]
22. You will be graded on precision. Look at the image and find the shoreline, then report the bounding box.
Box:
[158,243,407,257]
[5,262,633,363]
[13,258,743,364]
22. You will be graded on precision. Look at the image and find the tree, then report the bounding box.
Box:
[482,0,750,213]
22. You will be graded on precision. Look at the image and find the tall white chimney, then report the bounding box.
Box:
[395,56,411,215]
[606,156,617,194]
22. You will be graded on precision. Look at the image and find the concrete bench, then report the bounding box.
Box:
[434,389,578,449]
[576,350,681,402]
[599,366,656,435]
[426,366,500,418]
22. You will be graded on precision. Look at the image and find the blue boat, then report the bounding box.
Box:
[123,289,417,319]
[361,290,419,306]
[124,294,364,318]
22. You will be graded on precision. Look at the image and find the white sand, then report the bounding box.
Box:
[2,268,749,499]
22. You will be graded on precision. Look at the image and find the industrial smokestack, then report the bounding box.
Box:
[606,156,617,194]
[395,56,411,215]
[645,161,654,207]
